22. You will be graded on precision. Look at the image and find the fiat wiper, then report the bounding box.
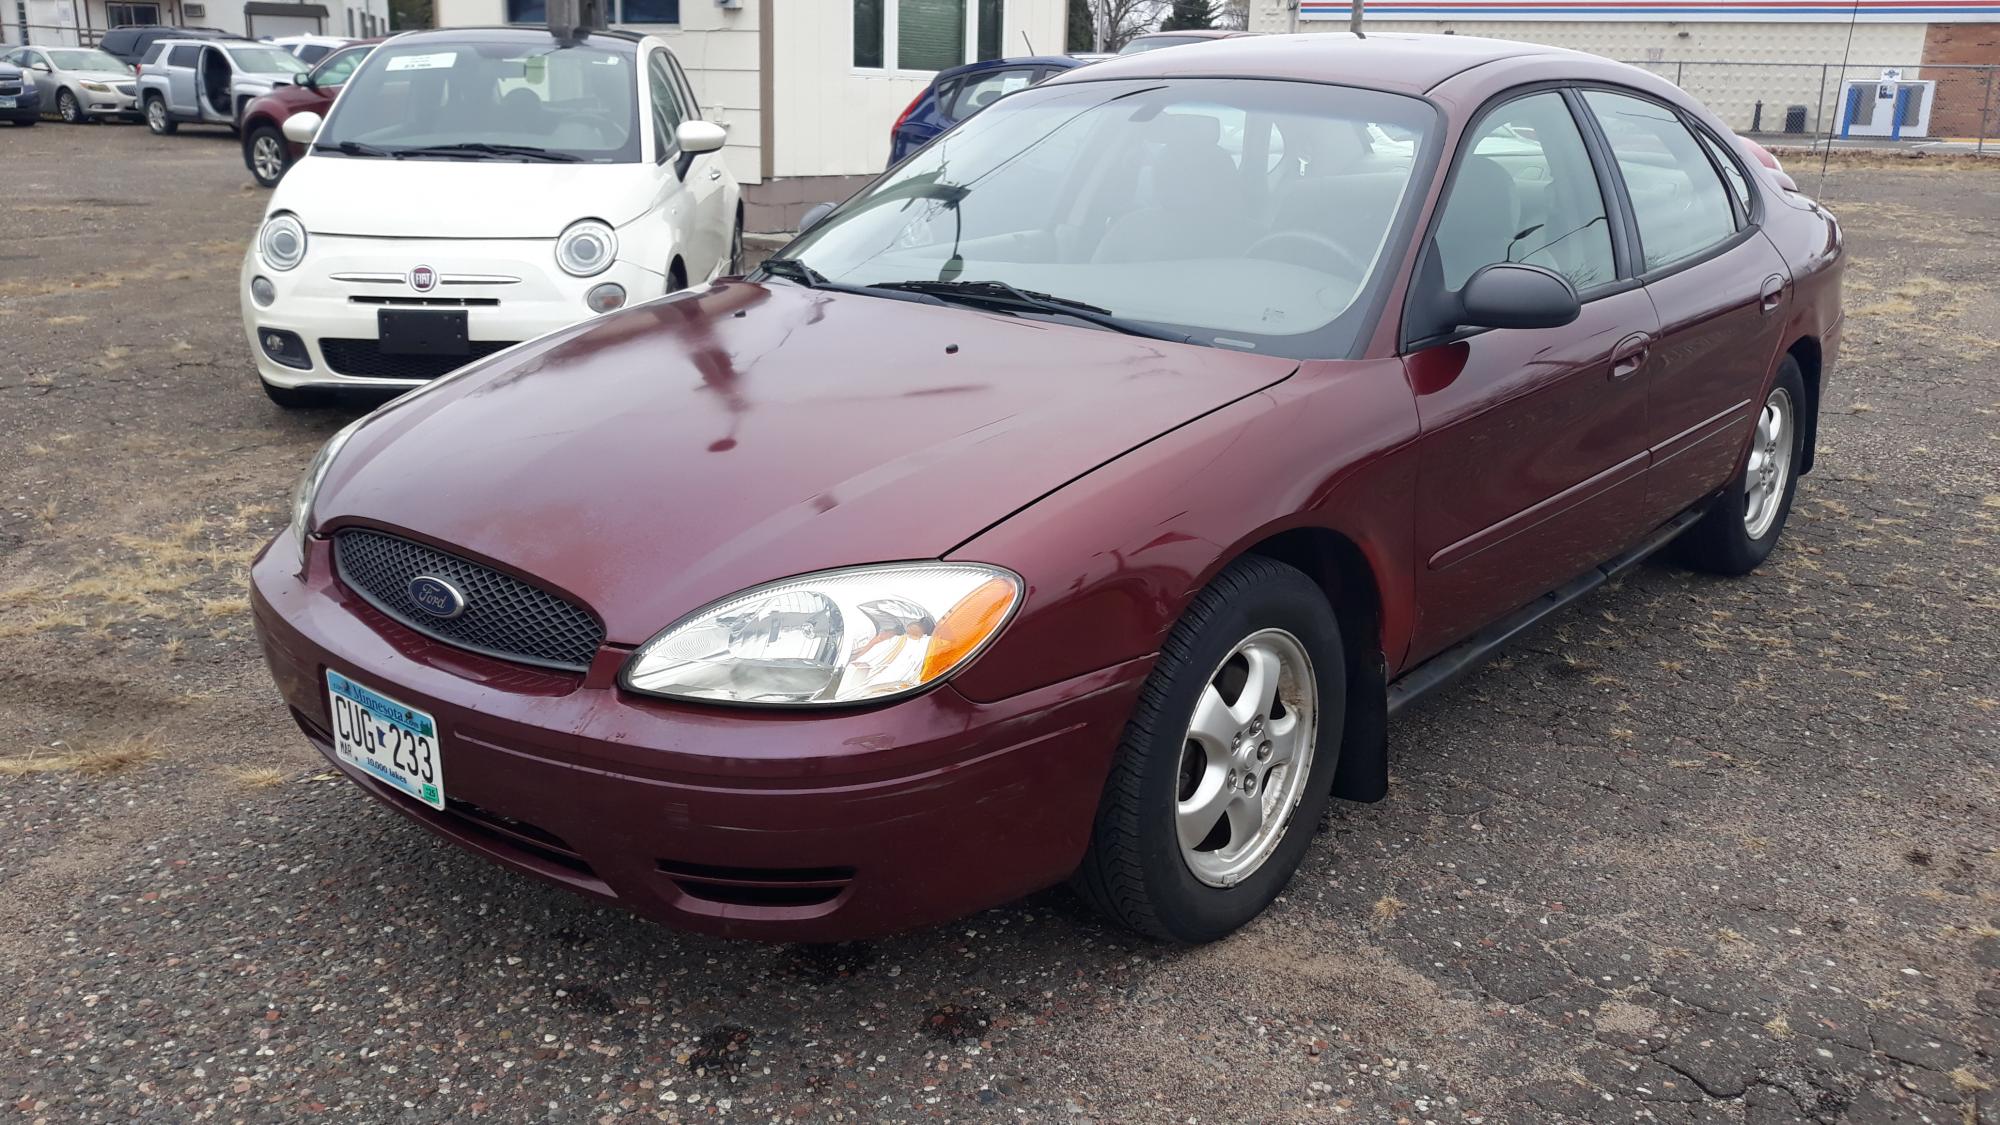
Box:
[316,139,400,158]
[757,257,830,288]
[867,279,1191,343]
[393,142,582,162]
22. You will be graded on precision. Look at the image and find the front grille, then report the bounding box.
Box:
[0,83,22,96]
[116,83,137,95]
[333,529,603,671]
[347,296,501,307]
[319,337,516,381]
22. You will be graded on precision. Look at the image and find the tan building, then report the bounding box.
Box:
[432,0,1069,230]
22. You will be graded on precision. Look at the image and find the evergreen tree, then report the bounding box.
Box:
[1067,0,1095,51]
[1160,0,1216,30]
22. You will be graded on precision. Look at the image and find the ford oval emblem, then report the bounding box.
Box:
[409,265,437,292]
[407,575,467,619]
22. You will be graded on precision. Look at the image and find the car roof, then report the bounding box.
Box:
[1130,29,1254,40]
[384,25,645,48]
[1055,31,1572,96]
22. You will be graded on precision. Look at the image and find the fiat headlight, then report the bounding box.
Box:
[622,563,1022,706]
[556,219,617,278]
[288,415,366,555]
[258,212,307,272]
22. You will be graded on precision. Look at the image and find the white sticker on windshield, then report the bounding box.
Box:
[386,52,456,72]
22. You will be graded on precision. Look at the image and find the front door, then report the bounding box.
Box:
[1403,89,1658,663]
[1579,89,1795,523]
[664,51,728,278]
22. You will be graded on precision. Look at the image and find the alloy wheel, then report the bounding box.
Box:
[59,90,80,123]
[1743,386,1795,540]
[1174,628,1318,888]
[252,134,286,184]
[146,99,166,132]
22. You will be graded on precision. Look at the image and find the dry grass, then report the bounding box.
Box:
[0,736,161,778]
[1371,895,1408,923]
[224,766,287,790]
[0,609,87,639]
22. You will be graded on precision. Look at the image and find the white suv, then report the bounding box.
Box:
[240,27,743,408]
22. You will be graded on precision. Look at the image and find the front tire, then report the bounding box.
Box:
[58,89,81,124]
[1674,357,1807,575]
[245,125,289,188]
[144,95,176,135]
[1073,556,1346,944]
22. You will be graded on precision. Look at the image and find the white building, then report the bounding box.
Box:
[5,0,390,47]
[430,0,1070,230]
[1249,0,2000,140]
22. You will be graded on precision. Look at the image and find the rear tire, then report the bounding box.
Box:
[144,95,176,135]
[1073,556,1346,944]
[1674,357,1807,576]
[261,379,330,410]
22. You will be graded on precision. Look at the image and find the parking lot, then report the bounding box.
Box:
[2,122,1998,1123]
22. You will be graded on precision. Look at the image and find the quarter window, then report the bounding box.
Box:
[167,44,200,67]
[1696,129,1753,216]
[854,0,1003,72]
[1430,91,1615,295]
[1583,90,1738,272]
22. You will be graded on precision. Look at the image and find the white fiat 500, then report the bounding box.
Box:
[241,26,741,407]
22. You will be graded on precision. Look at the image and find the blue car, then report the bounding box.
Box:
[0,62,43,125]
[888,55,1089,166]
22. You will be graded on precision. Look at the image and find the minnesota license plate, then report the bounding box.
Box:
[0,97,16,109]
[326,670,444,809]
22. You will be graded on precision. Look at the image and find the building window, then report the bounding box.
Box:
[505,0,676,24]
[105,2,161,26]
[854,0,1001,73]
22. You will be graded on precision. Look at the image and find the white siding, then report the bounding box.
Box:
[770,0,1067,177]
[434,0,763,183]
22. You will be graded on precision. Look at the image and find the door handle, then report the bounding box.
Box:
[1609,333,1651,381]
[708,167,723,181]
[1759,274,1786,314]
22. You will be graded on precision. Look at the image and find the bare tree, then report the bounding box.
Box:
[1085,0,1169,51]
[1214,0,1249,30]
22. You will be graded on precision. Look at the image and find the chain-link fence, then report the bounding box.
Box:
[1620,58,2000,153]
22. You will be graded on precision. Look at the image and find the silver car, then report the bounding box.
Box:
[136,38,308,134]
[0,45,138,123]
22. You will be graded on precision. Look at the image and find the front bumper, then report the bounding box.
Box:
[240,236,666,391]
[249,532,1146,940]
[77,88,139,116]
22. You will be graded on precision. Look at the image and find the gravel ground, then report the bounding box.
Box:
[2,125,1998,1125]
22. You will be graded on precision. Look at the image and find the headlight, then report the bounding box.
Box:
[258,212,307,272]
[622,563,1022,706]
[288,415,367,555]
[556,219,616,278]
[81,81,111,92]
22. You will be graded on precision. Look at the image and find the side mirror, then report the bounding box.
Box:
[676,119,726,156]
[798,202,836,234]
[281,110,323,146]
[1456,263,1581,331]
[31,62,52,72]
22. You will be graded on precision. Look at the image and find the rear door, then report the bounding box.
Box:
[1578,89,1793,524]
[1402,88,1659,662]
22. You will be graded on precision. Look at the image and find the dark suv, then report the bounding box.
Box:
[99,25,237,67]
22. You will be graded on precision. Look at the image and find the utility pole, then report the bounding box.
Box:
[1350,0,1364,37]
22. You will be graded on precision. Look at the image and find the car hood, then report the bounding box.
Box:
[69,69,137,83]
[274,157,657,239]
[314,282,1298,645]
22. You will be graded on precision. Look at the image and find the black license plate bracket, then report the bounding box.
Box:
[378,309,469,356]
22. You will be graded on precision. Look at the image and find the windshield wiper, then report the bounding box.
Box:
[315,139,399,158]
[865,279,1191,343]
[392,142,582,163]
[757,257,829,288]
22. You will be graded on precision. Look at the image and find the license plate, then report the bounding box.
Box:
[378,309,468,356]
[326,670,444,809]
[0,97,15,109]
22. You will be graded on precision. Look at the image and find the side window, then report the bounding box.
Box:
[1431,91,1615,295]
[648,51,684,163]
[946,67,1034,119]
[1696,129,1753,217]
[1583,90,1738,272]
[167,45,200,68]
[666,53,700,119]
[139,43,166,66]
[313,47,365,88]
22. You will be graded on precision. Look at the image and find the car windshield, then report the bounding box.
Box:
[315,39,640,164]
[228,46,311,74]
[50,48,130,71]
[775,78,1436,359]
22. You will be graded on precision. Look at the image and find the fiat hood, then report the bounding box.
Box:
[276,157,655,239]
[313,282,1299,645]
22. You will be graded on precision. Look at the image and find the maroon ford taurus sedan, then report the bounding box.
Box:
[251,33,1842,944]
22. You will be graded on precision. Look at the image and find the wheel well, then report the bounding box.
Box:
[1241,527,1391,803]
[668,256,687,290]
[1786,336,1822,475]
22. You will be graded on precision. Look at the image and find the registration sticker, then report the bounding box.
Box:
[387,52,457,72]
[326,670,444,809]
